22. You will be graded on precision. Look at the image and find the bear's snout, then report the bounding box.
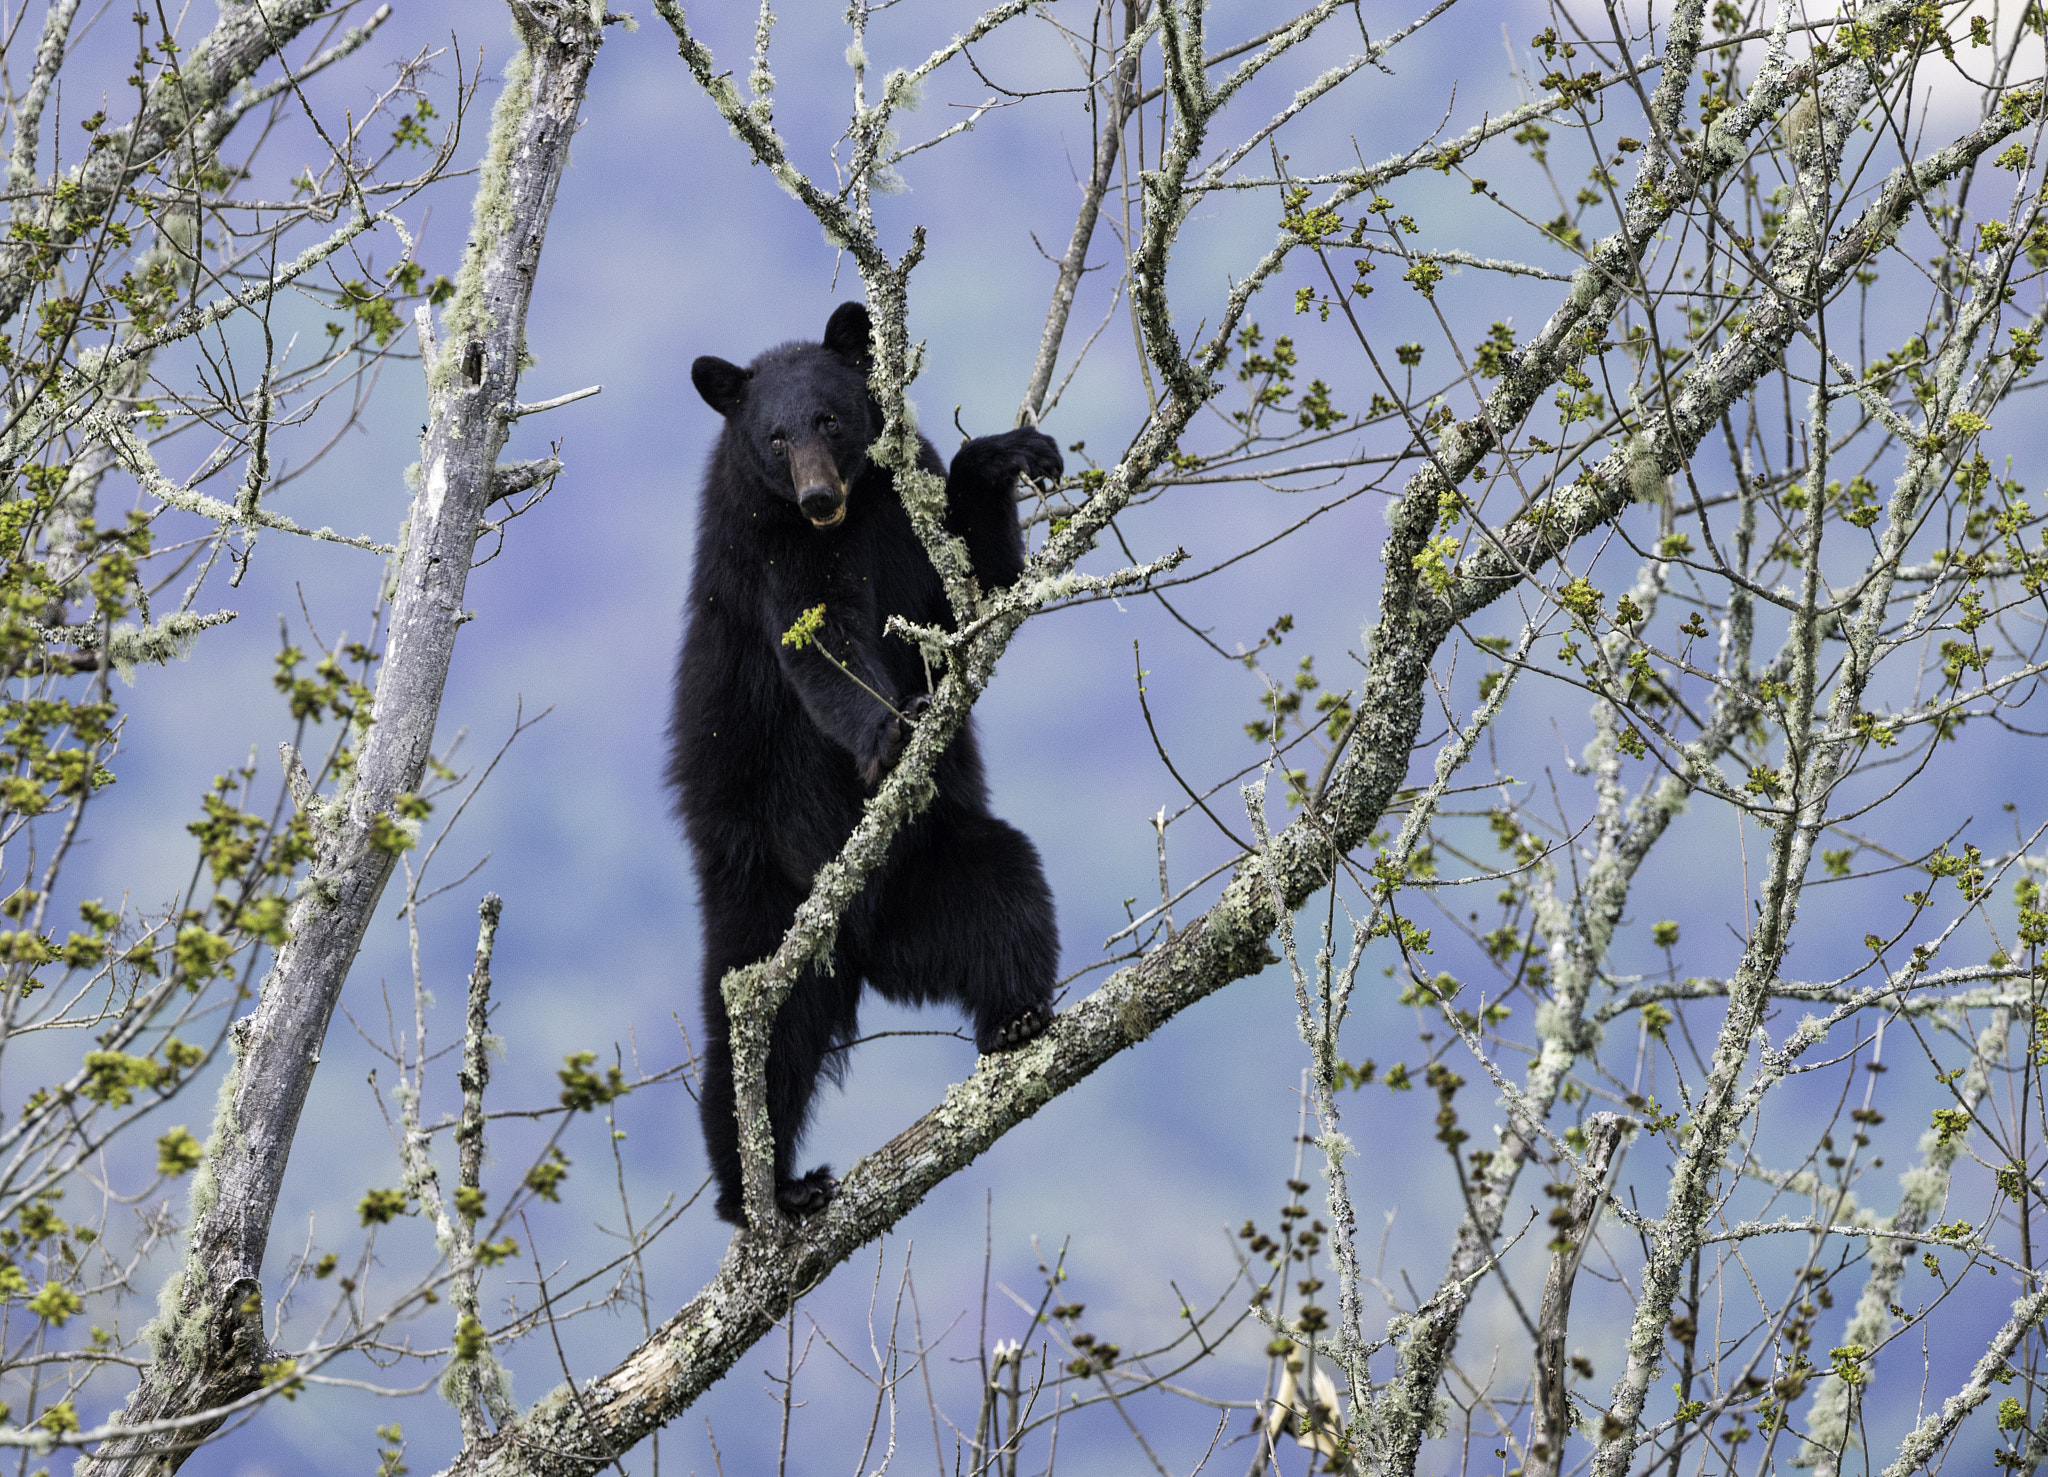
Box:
[787,441,848,528]
[799,487,846,528]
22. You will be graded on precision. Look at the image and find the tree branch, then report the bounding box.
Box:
[0,0,344,330]
[1531,1114,1627,1477]
[77,6,601,1471]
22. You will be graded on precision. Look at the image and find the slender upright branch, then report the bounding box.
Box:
[1531,1115,1627,1477]
[1016,1,1146,425]
[442,894,514,1443]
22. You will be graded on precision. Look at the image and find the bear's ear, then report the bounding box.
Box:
[691,356,752,417]
[822,301,873,373]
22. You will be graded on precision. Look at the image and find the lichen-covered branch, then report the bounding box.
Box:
[1799,1015,2010,1475]
[75,8,601,1471]
[0,0,342,330]
[439,895,516,1441]
[4,0,82,194]
[1881,1279,2048,1477]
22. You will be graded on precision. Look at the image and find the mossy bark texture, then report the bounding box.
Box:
[79,6,602,1472]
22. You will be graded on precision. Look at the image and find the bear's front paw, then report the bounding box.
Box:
[857,695,932,789]
[956,428,1064,489]
[978,1004,1053,1054]
[777,1166,837,1218]
[1006,428,1065,485]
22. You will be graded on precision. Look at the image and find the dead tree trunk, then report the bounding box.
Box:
[79,5,604,1471]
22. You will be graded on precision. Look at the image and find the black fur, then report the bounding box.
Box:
[670,302,1062,1224]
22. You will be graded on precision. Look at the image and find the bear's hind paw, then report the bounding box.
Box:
[777,1166,837,1218]
[980,1005,1053,1054]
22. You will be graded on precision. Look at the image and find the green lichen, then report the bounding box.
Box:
[882,67,922,111]
[1624,432,1670,506]
[383,517,412,605]
[140,1036,246,1366]
[1534,999,1601,1053]
[186,1041,244,1240]
[530,1382,576,1421]
[103,610,234,684]
[433,45,535,389]
[141,1267,184,1362]
[438,1348,515,1420]
[1019,572,1082,606]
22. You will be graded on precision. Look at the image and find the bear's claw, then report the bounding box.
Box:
[777,1166,837,1218]
[861,694,932,789]
[981,1005,1052,1053]
[997,429,1062,485]
[956,428,1064,490]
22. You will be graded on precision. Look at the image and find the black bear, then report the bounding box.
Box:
[670,301,1062,1224]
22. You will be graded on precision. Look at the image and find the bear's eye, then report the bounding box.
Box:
[769,434,786,454]
[822,414,838,432]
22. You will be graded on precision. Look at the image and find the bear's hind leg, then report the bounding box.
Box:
[699,884,860,1224]
[696,1011,747,1223]
[762,970,860,1215]
[982,1002,1053,1051]
[863,812,1058,1054]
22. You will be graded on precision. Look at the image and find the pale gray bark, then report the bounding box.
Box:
[76,6,603,1471]
[4,0,83,194]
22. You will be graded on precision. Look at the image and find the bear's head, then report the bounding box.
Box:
[692,302,880,531]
